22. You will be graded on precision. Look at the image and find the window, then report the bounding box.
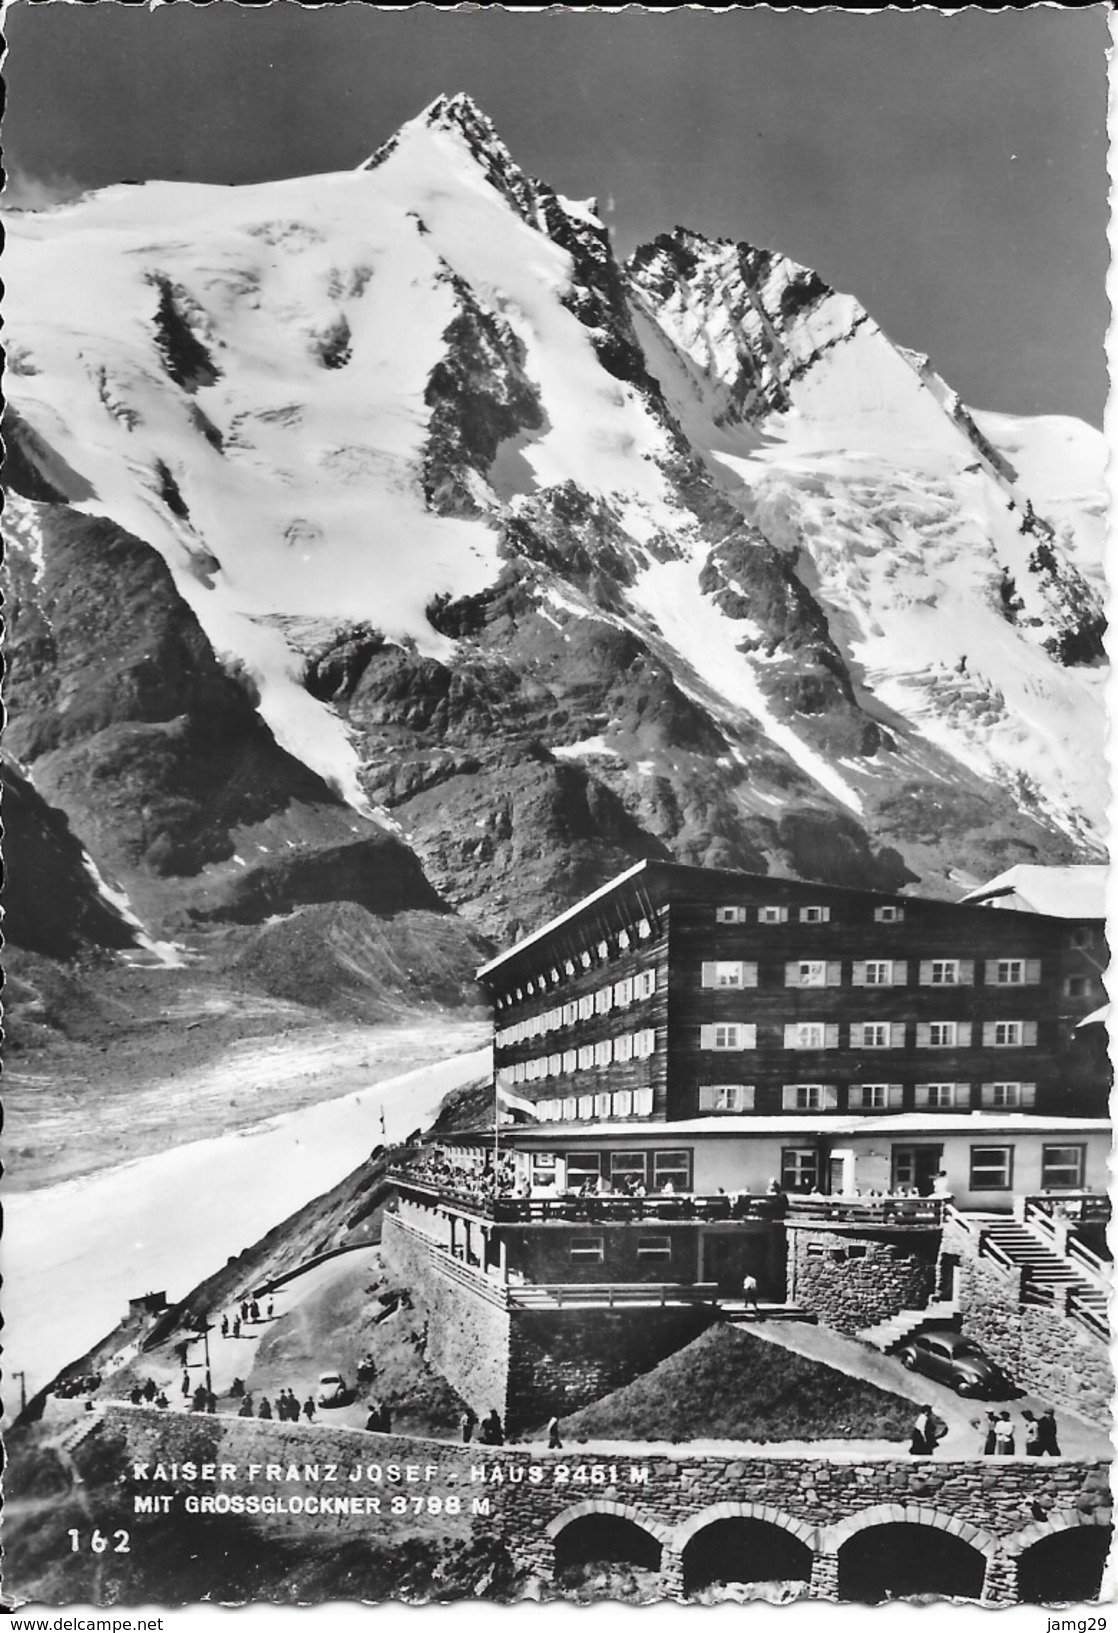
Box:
[577,1045,594,1070]
[849,1083,902,1110]
[547,1053,562,1076]
[915,1082,959,1108]
[613,978,633,1009]
[1064,975,1094,998]
[970,1146,1013,1192]
[701,1023,757,1051]
[920,959,975,986]
[1070,926,1094,949]
[593,1039,612,1067]
[854,959,904,987]
[799,905,831,923]
[614,1034,633,1064]
[652,1150,691,1191]
[636,1236,672,1260]
[594,1092,611,1117]
[580,952,592,970]
[983,1020,1037,1047]
[569,1237,604,1262]
[993,960,1024,985]
[979,1082,1036,1109]
[562,1050,577,1073]
[701,960,757,988]
[577,995,594,1021]
[784,960,841,988]
[781,1147,819,1191]
[760,905,789,924]
[562,1096,578,1121]
[782,1083,839,1111]
[716,906,746,924]
[612,1089,633,1117]
[698,1084,756,1112]
[1041,1144,1086,1190]
[636,970,657,1000]
[634,1028,656,1058]
[594,987,612,1016]
[916,1020,971,1047]
[875,905,904,923]
[784,1021,838,1050]
[577,1094,595,1119]
[597,941,609,961]
[609,1151,647,1185]
[858,1022,890,1049]
[637,917,652,939]
[565,1153,602,1186]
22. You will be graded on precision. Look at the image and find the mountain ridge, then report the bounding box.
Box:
[3,93,1105,977]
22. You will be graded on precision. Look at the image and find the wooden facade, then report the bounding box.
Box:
[480,861,1108,1127]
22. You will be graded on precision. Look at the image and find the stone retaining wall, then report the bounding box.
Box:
[940,1218,1111,1425]
[786,1227,937,1332]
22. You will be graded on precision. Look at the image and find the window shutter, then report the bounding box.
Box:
[916,1022,931,1046]
[982,1022,996,1046]
[1023,1021,1038,1046]
[698,1085,716,1110]
[888,1083,905,1108]
[701,962,718,988]
[979,1083,994,1107]
[577,1096,594,1119]
[826,962,842,987]
[824,1024,840,1048]
[781,1085,798,1110]
[614,1090,632,1116]
[1025,959,1041,985]
[959,960,975,985]
[957,1022,972,1047]
[919,961,934,985]
[563,1051,577,1073]
[700,1025,717,1048]
[741,1025,757,1049]
[889,1022,907,1048]
[822,1084,839,1109]
[633,1088,653,1116]
[740,1086,756,1109]
[783,1023,800,1048]
[785,962,802,987]
[851,962,867,987]
[742,962,758,988]
[954,1083,972,1108]
[1021,1082,1037,1107]
[893,962,908,986]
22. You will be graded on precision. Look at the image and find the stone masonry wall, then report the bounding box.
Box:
[91,1405,1112,1602]
[382,1214,512,1422]
[507,1307,715,1429]
[786,1228,936,1333]
[940,1218,1111,1426]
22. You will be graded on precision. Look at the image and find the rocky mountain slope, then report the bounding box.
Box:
[4,92,1106,984]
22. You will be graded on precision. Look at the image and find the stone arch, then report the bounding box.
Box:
[674,1500,818,1554]
[823,1505,998,1561]
[1000,1509,1110,1557]
[546,1498,673,1547]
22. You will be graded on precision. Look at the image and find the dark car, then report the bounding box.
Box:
[895,1329,1006,1396]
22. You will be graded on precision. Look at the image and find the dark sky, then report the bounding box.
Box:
[4,3,1109,424]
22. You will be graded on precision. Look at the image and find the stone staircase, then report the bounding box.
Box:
[859,1300,960,1353]
[977,1218,1109,1335]
[54,1405,105,1457]
[721,1301,816,1325]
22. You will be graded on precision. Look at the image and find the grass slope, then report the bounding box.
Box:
[560,1323,913,1443]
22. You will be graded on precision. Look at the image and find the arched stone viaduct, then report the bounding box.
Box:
[100,1406,1111,1605]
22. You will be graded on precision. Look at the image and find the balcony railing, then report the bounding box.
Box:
[784,1195,946,1228]
[1023,1192,1111,1225]
[390,1172,945,1228]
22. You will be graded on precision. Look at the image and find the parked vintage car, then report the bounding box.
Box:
[895,1329,1007,1396]
[316,1373,357,1409]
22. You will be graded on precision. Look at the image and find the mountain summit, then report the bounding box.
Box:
[3,96,1106,959]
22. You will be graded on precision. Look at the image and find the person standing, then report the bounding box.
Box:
[993,1412,1015,1456]
[1022,1410,1042,1455]
[983,1412,999,1456]
[303,1396,316,1423]
[459,1410,474,1444]
[181,1369,191,1398]
[267,1297,275,1319]
[547,1415,562,1450]
[910,1405,934,1456]
[258,1396,273,1420]
[220,1315,229,1339]
[741,1273,761,1319]
[233,1316,241,1339]
[249,1299,261,1323]
[1038,1408,1061,1456]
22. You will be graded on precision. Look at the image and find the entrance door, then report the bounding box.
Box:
[891,1146,943,1196]
[704,1233,769,1296]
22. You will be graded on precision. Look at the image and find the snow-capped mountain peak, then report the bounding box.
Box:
[3,95,1106,950]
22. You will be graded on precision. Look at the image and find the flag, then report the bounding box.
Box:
[495,1081,541,1120]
